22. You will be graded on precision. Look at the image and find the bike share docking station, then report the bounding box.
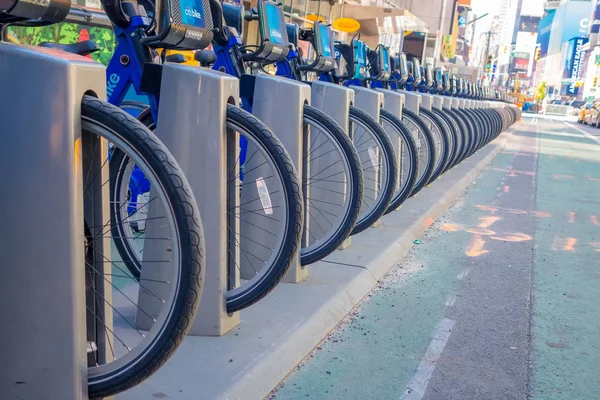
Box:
[0,42,107,399]
[311,81,354,249]
[350,85,385,228]
[376,88,407,207]
[243,75,310,283]
[141,64,242,336]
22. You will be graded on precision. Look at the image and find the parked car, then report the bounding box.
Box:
[578,102,600,125]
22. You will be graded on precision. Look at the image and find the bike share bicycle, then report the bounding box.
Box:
[317,38,418,214]
[0,0,206,397]
[210,1,379,250]
[273,21,414,219]
[66,0,304,313]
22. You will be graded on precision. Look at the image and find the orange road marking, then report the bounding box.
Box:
[531,211,552,218]
[466,228,497,236]
[564,238,577,252]
[591,215,600,226]
[478,216,501,228]
[465,235,488,257]
[440,223,462,232]
[503,186,510,193]
[568,212,576,224]
[476,205,499,213]
[423,216,434,228]
[491,233,533,242]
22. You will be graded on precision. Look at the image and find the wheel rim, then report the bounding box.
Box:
[83,118,182,383]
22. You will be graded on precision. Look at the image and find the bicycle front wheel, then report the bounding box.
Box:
[349,106,397,235]
[301,105,363,265]
[117,105,304,313]
[379,109,418,214]
[402,108,435,195]
[84,96,205,398]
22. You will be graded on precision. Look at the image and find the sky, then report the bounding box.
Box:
[471,0,501,32]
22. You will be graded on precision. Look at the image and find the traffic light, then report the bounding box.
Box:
[535,48,541,61]
[594,76,598,87]
[485,55,493,72]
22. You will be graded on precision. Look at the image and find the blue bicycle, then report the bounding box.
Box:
[273,20,403,225]
[1,0,211,396]
[211,0,367,258]
[285,29,416,215]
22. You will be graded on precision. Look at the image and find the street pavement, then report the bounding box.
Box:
[271,117,600,400]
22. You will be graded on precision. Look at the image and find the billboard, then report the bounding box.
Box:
[518,16,540,33]
[512,56,531,73]
[537,10,555,57]
[547,0,592,55]
[562,37,589,96]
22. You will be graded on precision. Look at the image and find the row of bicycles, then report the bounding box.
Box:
[0,0,520,397]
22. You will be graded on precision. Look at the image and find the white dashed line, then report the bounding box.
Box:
[401,318,456,400]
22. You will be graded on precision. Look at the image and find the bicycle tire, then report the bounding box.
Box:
[443,107,469,166]
[432,107,459,171]
[402,107,436,193]
[301,105,363,265]
[419,107,449,182]
[84,96,205,398]
[379,109,418,214]
[117,105,303,313]
[348,106,397,235]
[453,108,476,161]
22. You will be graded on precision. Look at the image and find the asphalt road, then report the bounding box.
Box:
[271,117,600,400]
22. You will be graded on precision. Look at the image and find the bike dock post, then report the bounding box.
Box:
[419,93,433,111]
[396,90,422,114]
[443,97,453,110]
[376,89,406,200]
[432,96,444,110]
[311,81,354,250]
[350,85,385,228]
[142,65,241,336]
[0,43,106,400]
[396,90,423,158]
[250,75,310,283]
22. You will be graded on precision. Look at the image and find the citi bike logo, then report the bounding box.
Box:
[107,73,120,97]
[185,7,203,20]
[271,28,283,41]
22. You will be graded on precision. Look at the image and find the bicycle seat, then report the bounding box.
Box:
[39,40,100,56]
[166,53,187,63]
[195,49,216,67]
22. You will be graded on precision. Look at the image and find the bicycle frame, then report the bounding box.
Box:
[106,15,159,121]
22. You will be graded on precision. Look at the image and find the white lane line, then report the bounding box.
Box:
[401,318,456,400]
[565,121,600,146]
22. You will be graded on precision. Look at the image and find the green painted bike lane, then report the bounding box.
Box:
[271,142,523,400]
[272,119,600,400]
[531,120,600,400]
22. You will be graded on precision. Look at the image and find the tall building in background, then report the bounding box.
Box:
[535,0,594,100]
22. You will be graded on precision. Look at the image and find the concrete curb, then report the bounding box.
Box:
[117,130,514,400]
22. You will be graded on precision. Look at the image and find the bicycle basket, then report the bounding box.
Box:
[0,0,70,24]
[152,0,213,50]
